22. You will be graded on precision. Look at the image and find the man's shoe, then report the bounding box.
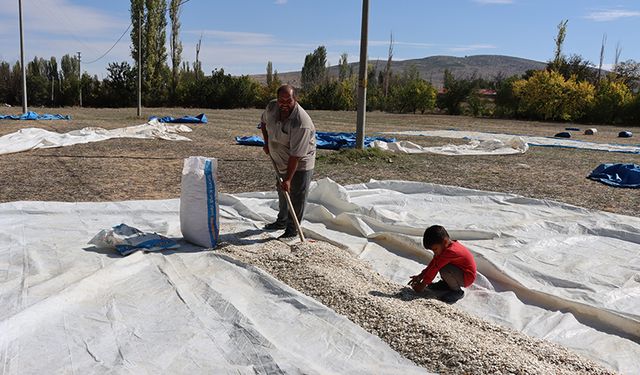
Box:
[264,222,286,231]
[427,280,450,291]
[278,230,297,239]
[439,289,464,304]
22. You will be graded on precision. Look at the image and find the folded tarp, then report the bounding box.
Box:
[0,111,70,120]
[149,113,207,124]
[315,132,396,150]
[236,132,396,150]
[384,130,640,154]
[371,137,528,155]
[0,119,192,156]
[588,163,640,188]
[0,199,426,374]
[235,135,265,146]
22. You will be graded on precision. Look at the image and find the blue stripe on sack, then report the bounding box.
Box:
[204,159,218,247]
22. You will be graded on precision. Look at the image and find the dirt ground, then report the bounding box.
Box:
[0,106,638,217]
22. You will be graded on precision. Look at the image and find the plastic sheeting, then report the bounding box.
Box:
[149,113,207,124]
[220,179,640,374]
[0,119,192,156]
[0,200,426,375]
[588,163,640,188]
[371,137,528,155]
[0,111,70,120]
[384,129,640,154]
[235,132,396,150]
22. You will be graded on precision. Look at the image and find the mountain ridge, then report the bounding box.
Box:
[250,54,548,88]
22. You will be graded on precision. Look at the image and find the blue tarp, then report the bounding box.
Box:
[235,132,396,150]
[588,163,640,188]
[235,135,265,146]
[149,113,207,124]
[0,111,70,120]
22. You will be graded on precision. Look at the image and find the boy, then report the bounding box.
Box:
[408,225,477,304]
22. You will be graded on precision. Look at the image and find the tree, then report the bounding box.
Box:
[59,54,80,106]
[26,57,49,106]
[130,0,169,106]
[512,70,595,121]
[613,59,640,91]
[266,61,273,86]
[590,79,633,123]
[300,46,327,92]
[103,61,136,107]
[383,32,394,97]
[438,69,474,115]
[45,57,58,104]
[169,0,183,101]
[550,19,568,71]
[0,61,10,104]
[338,53,349,82]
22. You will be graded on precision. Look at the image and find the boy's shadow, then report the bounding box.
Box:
[369,287,438,302]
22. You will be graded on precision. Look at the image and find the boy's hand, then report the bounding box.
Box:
[408,274,422,286]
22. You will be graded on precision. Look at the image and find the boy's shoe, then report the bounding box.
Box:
[264,222,286,231]
[427,280,450,291]
[439,289,465,304]
[278,229,297,239]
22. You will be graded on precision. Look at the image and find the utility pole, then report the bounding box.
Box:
[137,9,142,118]
[18,0,27,113]
[77,51,82,107]
[355,0,369,149]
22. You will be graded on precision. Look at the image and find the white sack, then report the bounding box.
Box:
[0,119,191,156]
[180,156,220,248]
[89,223,179,256]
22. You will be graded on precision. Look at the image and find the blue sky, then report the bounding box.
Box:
[0,0,639,78]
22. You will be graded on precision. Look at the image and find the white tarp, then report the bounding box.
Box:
[0,200,425,374]
[383,129,640,154]
[2,180,639,374]
[0,119,192,156]
[371,137,528,155]
[220,179,640,374]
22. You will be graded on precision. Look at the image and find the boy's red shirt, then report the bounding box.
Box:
[420,241,477,287]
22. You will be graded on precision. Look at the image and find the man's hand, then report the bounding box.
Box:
[263,144,269,155]
[280,179,291,193]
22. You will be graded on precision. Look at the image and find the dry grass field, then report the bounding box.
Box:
[0,106,638,216]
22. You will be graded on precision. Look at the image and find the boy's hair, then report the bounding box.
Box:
[423,225,450,248]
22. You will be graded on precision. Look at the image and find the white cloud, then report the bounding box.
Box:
[472,0,513,4]
[585,9,640,22]
[448,44,497,52]
[0,0,125,36]
[274,0,288,4]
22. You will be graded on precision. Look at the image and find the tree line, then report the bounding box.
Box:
[1,8,638,125]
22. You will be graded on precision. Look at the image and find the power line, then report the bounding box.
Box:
[84,22,132,64]
[84,0,193,65]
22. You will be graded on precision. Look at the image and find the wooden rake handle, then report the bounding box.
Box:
[268,155,306,243]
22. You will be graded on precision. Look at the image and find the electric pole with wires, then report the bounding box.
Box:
[77,51,82,107]
[18,0,28,113]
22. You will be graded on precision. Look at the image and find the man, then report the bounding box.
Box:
[260,84,316,239]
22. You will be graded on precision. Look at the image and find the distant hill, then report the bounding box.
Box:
[250,55,547,88]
